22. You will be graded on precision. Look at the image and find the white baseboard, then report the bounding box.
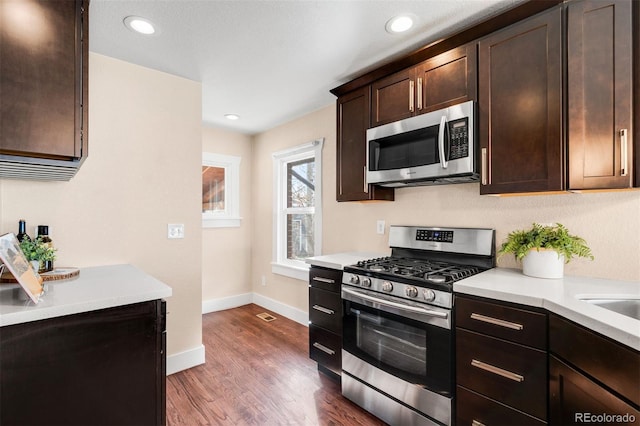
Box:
[251,293,309,327]
[202,292,309,327]
[167,344,205,375]
[202,292,253,314]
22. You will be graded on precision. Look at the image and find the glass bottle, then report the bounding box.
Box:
[17,220,31,242]
[37,225,54,272]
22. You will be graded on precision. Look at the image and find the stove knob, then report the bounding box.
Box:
[423,289,436,302]
[405,286,418,298]
[361,277,372,288]
[382,281,393,292]
[349,275,360,285]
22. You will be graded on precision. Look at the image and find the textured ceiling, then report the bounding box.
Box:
[89,0,525,135]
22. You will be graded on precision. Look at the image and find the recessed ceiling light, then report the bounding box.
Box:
[385,14,415,34]
[224,114,240,120]
[123,16,156,35]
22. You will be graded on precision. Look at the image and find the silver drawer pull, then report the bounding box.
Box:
[312,342,335,356]
[470,313,523,331]
[312,277,335,284]
[472,421,486,426]
[312,305,335,315]
[471,359,524,382]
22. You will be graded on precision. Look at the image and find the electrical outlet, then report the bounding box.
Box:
[167,224,184,239]
[376,220,385,235]
[261,276,266,286]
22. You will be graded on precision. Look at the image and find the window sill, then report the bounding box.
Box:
[203,217,242,228]
[271,262,309,281]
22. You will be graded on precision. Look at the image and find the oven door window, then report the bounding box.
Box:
[343,299,452,396]
[369,124,440,171]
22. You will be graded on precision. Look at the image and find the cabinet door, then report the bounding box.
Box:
[568,0,633,189]
[0,301,166,426]
[371,68,415,127]
[417,43,477,114]
[336,87,394,202]
[550,356,640,425]
[478,7,563,194]
[0,0,87,160]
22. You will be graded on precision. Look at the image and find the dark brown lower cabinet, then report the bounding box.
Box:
[549,313,640,425]
[549,356,640,425]
[0,300,167,426]
[308,266,343,380]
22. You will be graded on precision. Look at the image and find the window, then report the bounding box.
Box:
[272,138,323,280]
[202,153,241,228]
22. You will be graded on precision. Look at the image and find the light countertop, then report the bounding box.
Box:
[0,264,172,327]
[306,251,389,270]
[454,268,640,351]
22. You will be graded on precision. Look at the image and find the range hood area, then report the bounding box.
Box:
[0,155,84,181]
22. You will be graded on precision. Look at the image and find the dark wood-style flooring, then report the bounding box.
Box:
[167,303,386,425]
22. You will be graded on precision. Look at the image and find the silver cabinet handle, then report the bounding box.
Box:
[621,129,628,176]
[472,421,487,426]
[471,359,524,382]
[312,342,335,356]
[417,77,423,110]
[312,277,335,284]
[312,305,335,315]
[409,80,415,112]
[481,148,488,185]
[470,313,523,331]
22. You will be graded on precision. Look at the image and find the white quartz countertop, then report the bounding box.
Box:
[454,268,640,351]
[306,251,389,270]
[0,264,172,327]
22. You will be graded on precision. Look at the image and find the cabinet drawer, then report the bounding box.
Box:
[457,386,546,426]
[309,267,343,293]
[309,287,342,334]
[457,329,547,420]
[456,296,547,349]
[309,326,341,373]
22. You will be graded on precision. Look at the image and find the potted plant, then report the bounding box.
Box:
[498,223,594,279]
[19,237,57,273]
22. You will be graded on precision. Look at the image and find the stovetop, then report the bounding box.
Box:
[345,256,485,288]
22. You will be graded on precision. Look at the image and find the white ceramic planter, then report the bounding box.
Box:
[522,249,565,279]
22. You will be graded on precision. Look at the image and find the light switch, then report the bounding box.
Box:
[168,224,184,239]
[376,220,385,235]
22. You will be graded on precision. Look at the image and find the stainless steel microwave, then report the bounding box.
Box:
[366,100,477,187]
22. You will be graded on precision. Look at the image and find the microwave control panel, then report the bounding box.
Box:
[448,118,469,160]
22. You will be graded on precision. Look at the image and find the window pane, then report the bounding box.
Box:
[287,158,315,208]
[287,213,314,260]
[202,166,225,212]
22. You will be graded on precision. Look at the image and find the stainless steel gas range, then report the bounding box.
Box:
[341,225,495,426]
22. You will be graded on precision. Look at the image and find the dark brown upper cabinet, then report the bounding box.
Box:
[567,0,634,190]
[336,87,394,202]
[0,0,88,180]
[478,6,564,195]
[371,43,477,128]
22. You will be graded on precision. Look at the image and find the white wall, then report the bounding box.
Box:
[0,53,204,363]
[201,126,253,311]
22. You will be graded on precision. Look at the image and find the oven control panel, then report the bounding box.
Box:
[416,229,454,243]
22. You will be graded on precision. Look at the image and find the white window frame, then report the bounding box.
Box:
[272,138,323,280]
[202,152,242,228]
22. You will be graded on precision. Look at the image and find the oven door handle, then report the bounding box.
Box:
[342,288,448,319]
